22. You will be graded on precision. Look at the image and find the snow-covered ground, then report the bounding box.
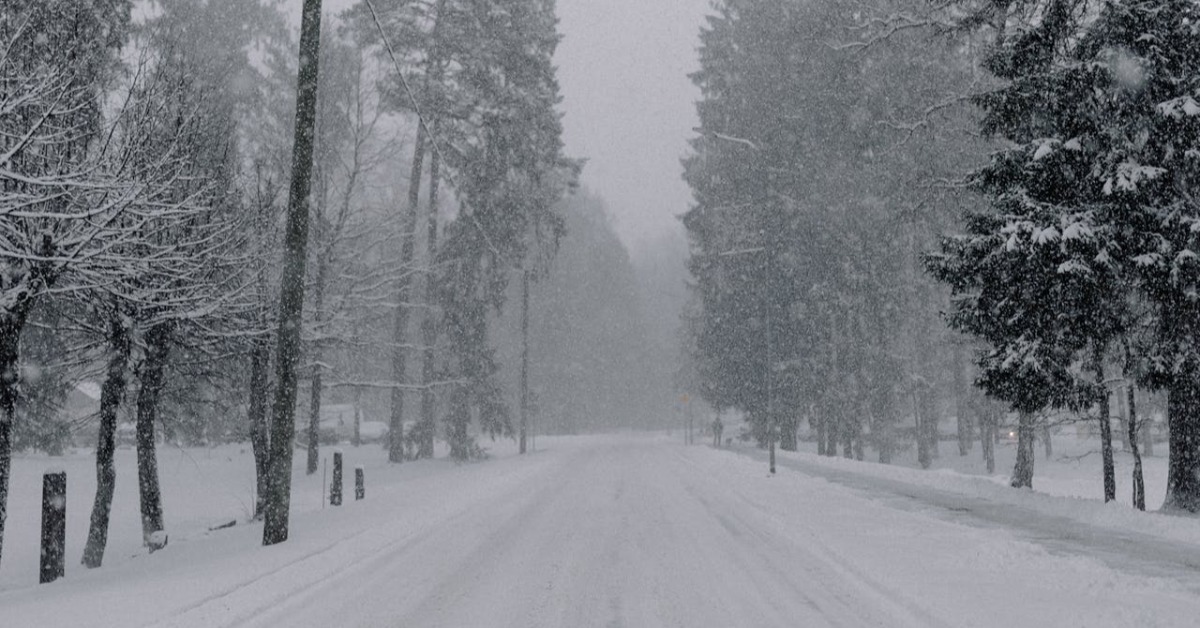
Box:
[844,428,1170,510]
[0,438,463,591]
[3,433,1200,627]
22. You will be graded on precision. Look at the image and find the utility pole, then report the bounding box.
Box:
[263,0,323,546]
[767,252,775,475]
[519,269,530,454]
[701,128,776,475]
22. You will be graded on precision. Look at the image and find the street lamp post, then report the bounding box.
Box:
[699,126,779,475]
[766,263,775,475]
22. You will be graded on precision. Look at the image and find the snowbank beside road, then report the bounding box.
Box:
[750,444,1200,556]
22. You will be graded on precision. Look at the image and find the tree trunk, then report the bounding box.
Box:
[922,387,939,460]
[446,380,471,461]
[1164,376,1200,512]
[1041,422,1053,459]
[871,389,894,464]
[815,412,826,456]
[876,415,892,464]
[852,413,864,461]
[781,413,798,452]
[1010,410,1036,488]
[823,405,838,457]
[981,408,995,474]
[82,316,132,568]
[248,338,270,520]
[306,257,329,475]
[1142,409,1154,457]
[842,409,853,459]
[388,125,426,463]
[263,0,322,547]
[519,269,530,454]
[0,312,29,569]
[353,395,361,448]
[306,365,322,473]
[135,324,171,544]
[954,346,971,456]
[1095,351,1116,503]
[1116,385,1130,452]
[914,392,931,469]
[1128,386,1145,511]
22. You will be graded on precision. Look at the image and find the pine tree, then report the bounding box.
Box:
[684,0,978,462]
[927,0,1122,489]
[1074,0,1200,511]
[929,0,1200,498]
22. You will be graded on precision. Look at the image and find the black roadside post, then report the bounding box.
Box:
[355,466,365,501]
[330,451,343,506]
[40,470,66,583]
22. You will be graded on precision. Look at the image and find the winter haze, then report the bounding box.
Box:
[4,0,1200,627]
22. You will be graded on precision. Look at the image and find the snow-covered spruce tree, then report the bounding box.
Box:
[926,0,1145,491]
[435,0,575,461]
[931,0,1200,500]
[0,0,133,568]
[1069,0,1200,511]
[683,0,827,454]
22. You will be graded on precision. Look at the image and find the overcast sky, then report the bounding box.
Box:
[554,1,709,252]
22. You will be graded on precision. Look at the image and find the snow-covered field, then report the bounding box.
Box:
[2,432,1200,627]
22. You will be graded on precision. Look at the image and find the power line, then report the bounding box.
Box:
[361,0,501,259]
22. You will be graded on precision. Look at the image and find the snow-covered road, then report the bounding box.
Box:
[6,434,1200,627]
[231,440,940,628]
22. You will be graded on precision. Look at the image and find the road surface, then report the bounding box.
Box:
[152,436,1200,628]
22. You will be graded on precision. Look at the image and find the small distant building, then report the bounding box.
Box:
[64,382,101,424]
[64,382,102,447]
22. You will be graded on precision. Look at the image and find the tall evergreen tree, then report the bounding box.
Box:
[684,0,980,463]
[929,0,1200,499]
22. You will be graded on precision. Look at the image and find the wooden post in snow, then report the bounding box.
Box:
[355,466,365,501]
[330,450,343,506]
